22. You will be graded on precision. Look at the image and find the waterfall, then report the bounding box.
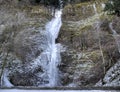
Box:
[109,23,120,53]
[34,8,62,87]
[46,10,62,87]
[93,4,97,14]
[45,0,63,87]
[1,70,13,87]
[109,23,117,35]
[101,3,105,9]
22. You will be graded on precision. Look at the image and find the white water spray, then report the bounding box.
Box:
[45,10,62,87]
[93,4,97,14]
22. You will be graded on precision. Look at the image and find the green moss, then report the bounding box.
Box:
[85,50,101,63]
[63,0,108,21]
[75,2,90,8]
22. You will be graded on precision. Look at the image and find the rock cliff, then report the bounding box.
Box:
[0,0,120,87]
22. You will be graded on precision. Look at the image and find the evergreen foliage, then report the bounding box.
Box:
[33,0,90,8]
[104,0,120,16]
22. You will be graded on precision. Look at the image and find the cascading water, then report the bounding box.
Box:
[109,23,120,53]
[46,10,62,87]
[35,1,63,87]
[1,70,13,87]
[93,4,97,14]
[45,0,63,87]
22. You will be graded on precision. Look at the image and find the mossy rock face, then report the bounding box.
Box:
[58,0,120,86]
[0,2,51,86]
[60,49,103,86]
[0,0,120,87]
[59,22,120,86]
[62,0,106,21]
[14,29,48,62]
[0,2,51,60]
[63,3,94,21]
[58,22,99,51]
